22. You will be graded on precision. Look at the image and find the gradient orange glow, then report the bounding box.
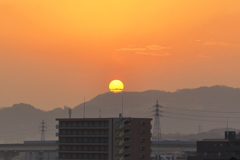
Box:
[0,0,240,110]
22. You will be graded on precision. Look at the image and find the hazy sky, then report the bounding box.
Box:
[1,1,240,110]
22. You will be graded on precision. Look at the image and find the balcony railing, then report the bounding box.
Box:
[56,132,109,136]
[56,124,109,128]
[119,122,131,129]
[59,141,108,144]
[59,149,108,152]
[118,145,131,154]
[119,148,125,154]
[118,129,130,137]
[58,158,108,160]
[119,154,131,160]
[118,138,130,145]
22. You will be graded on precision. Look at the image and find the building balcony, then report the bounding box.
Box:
[116,119,131,130]
[118,137,131,145]
[119,145,131,154]
[58,141,108,144]
[119,153,131,160]
[117,129,131,137]
[56,124,109,129]
[58,158,108,160]
[58,149,108,153]
[119,123,131,129]
[56,132,109,137]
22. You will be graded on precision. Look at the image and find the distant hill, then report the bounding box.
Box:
[163,128,240,141]
[1,85,240,143]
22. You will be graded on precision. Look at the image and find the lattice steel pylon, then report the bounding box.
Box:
[152,100,163,141]
[39,120,47,141]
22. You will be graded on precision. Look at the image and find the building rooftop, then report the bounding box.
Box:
[152,140,196,145]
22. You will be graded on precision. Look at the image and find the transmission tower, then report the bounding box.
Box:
[39,120,47,141]
[152,100,163,141]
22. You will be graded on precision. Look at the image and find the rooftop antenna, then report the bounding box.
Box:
[121,92,123,117]
[227,117,229,131]
[152,100,163,141]
[198,124,201,133]
[69,108,72,118]
[84,95,85,118]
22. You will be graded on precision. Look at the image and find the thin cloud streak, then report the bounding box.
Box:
[203,41,240,47]
[116,48,146,51]
[198,55,213,59]
[116,45,171,56]
[146,45,171,51]
[136,52,170,57]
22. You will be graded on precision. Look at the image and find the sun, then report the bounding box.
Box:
[109,80,124,93]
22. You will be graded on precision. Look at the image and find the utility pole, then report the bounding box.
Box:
[84,96,86,118]
[69,108,72,118]
[39,120,47,141]
[227,117,229,131]
[152,100,163,141]
[198,124,201,133]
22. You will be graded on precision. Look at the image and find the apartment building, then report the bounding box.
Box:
[188,131,240,160]
[56,117,152,160]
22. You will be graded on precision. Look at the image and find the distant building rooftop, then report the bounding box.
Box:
[152,140,196,145]
[24,141,56,144]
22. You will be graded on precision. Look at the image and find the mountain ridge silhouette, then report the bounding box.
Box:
[1,85,240,143]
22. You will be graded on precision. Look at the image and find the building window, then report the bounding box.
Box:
[140,154,145,159]
[141,130,145,134]
[140,122,145,126]
[140,146,145,150]
[124,153,130,158]
[140,138,145,142]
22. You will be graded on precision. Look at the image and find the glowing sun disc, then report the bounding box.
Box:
[109,80,124,93]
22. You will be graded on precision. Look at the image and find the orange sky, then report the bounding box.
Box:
[0,0,240,110]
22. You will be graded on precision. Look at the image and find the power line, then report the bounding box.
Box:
[163,106,240,114]
[131,110,152,117]
[164,115,226,123]
[164,115,240,123]
[163,111,240,119]
[126,106,152,116]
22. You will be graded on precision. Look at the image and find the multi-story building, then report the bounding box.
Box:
[0,140,57,160]
[56,117,152,160]
[188,131,240,160]
[151,140,196,160]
